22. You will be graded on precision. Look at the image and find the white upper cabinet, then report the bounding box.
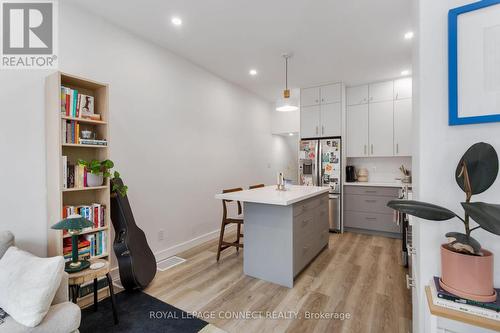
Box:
[394,99,412,156]
[369,101,394,156]
[346,104,369,157]
[320,103,341,137]
[347,85,369,106]
[300,105,321,138]
[394,78,412,100]
[301,87,320,107]
[320,83,342,104]
[369,81,394,103]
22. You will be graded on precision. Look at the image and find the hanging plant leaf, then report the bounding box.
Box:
[462,202,500,235]
[445,232,482,254]
[456,142,498,195]
[387,200,457,221]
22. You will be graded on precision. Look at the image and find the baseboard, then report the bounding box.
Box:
[110,224,235,281]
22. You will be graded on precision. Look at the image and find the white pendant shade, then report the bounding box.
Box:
[276,96,299,112]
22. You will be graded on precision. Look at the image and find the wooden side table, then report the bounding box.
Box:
[68,259,118,324]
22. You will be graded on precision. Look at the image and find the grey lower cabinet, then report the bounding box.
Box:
[343,186,401,238]
[243,193,329,288]
[292,195,329,276]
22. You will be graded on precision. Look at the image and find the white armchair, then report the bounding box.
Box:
[0,231,81,333]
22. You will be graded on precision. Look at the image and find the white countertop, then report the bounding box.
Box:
[344,181,412,188]
[215,185,329,206]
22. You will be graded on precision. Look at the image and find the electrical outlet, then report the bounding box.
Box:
[158,229,165,241]
[267,163,271,169]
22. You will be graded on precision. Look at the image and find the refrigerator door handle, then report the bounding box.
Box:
[315,141,320,187]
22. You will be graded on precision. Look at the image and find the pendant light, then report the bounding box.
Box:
[276,54,299,112]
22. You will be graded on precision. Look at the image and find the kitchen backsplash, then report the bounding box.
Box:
[346,156,412,183]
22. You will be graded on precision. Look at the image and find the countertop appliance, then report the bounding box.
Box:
[299,137,342,232]
[346,165,356,182]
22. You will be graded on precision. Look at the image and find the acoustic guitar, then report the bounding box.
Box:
[110,178,156,290]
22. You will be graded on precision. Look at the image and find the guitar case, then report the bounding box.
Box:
[110,178,156,290]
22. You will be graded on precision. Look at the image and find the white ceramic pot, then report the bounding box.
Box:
[87,172,104,187]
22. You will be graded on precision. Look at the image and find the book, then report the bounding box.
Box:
[434,276,500,312]
[429,279,500,321]
[62,156,68,189]
[78,139,108,146]
[60,87,66,114]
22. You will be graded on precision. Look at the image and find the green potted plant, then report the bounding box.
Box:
[388,142,500,302]
[77,159,128,196]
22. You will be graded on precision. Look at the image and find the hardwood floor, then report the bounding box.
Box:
[144,232,412,333]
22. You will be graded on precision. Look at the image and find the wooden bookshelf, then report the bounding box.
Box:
[45,72,111,268]
[425,286,500,331]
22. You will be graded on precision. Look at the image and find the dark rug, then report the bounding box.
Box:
[80,290,208,333]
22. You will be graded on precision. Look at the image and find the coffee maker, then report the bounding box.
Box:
[346,165,356,182]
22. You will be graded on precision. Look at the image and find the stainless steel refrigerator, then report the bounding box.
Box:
[298,137,342,232]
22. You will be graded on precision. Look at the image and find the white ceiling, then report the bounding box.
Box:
[69,0,413,102]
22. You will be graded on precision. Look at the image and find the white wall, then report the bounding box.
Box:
[271,135,299,183]
[414,1,500,332]
[346,156,411,183]
[0,2,285,260]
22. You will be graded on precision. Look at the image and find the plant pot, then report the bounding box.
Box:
[86,173,104,187]
[440,244,497,302]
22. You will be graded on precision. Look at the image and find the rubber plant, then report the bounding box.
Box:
[388,142,500,256]
[77,159,128,197]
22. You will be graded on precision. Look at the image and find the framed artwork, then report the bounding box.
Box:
[449,0,500,125]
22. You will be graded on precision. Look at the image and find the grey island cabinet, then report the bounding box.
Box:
[215,185,330,288]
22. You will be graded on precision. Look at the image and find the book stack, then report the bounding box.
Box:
[62,231,107,261]
[62,157,87,189]
[62,204,106,230]
[61,120,80,144]
[60,86,98,119]
[430,276,500,321]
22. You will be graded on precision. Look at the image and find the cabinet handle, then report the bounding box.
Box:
[365,217,377,221]
[365,199,377,203]
[396,93,399,100]
[371,144,374,154]
[406,274,415,289]
[365,190,377,193]
[407,245,416,255]
[316,126,318,135]
[396,144,399,155]
[364,145,367,155]
[321,126,324,135]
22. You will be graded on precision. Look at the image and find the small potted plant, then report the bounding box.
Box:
[77,159,128,196]
[388,142,500,302]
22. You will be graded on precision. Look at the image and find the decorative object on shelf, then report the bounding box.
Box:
[52,215,94,273]
[80,130,94,140]
[398,165,412,183]
[276,54,299,112]
[449,1,500,125]
[388,142,500,302]
[77,159,127,196]
[110,177,156,290]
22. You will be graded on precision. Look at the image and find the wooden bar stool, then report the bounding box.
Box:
[217,187,244,261]
[249,184,265,189]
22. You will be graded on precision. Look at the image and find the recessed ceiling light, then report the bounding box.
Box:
[404,31,414,40]
[171,17,182,26]
[401,70,410,76]
[249,69,258,76]
[288,133,294,136]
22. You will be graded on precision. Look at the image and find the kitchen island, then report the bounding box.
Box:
[215,185,329,287]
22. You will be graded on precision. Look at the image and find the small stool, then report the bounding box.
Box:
[217,188,244,261]
[68,259,118,324]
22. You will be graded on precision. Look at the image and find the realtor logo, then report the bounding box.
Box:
[1,0,58,69]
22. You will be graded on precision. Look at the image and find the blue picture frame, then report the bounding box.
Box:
[449,0,500,125]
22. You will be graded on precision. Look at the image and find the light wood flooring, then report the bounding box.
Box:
[144,232,412,333]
